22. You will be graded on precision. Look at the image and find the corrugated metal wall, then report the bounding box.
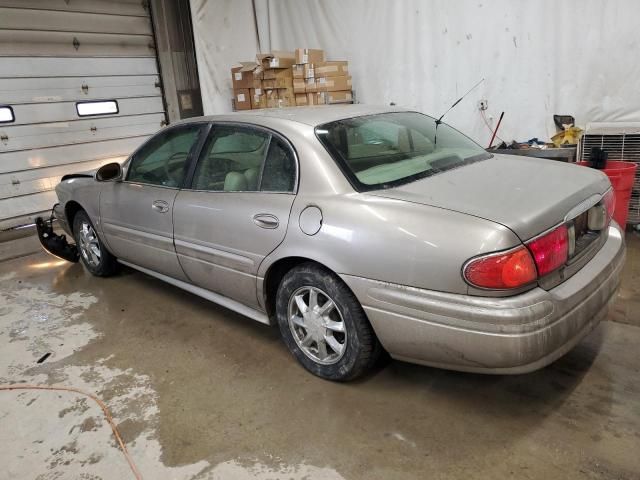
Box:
[0,0,166,229]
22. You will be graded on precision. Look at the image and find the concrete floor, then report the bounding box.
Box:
[1,233,639,480]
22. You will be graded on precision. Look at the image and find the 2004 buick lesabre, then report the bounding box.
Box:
[37,105,625,381]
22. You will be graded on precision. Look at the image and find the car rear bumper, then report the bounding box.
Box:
[341,225,625,374]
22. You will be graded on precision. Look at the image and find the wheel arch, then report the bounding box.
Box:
[64,200,84,233]
[263,256,344,320]
[261,255,366,323]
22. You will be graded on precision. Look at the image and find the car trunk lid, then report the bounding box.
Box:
[368,154,611,241]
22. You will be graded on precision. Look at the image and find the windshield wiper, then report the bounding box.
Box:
[434,78,485,146]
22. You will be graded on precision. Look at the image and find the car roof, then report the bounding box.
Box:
[173,104,412,128]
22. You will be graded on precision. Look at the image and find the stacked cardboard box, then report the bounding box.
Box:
[231,62,262,110]
[258,51,296,107]
[231,48,353,110]
[293,48,352,106]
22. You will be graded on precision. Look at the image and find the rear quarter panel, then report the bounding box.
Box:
[254,118,522,296]
[261,192,522,295]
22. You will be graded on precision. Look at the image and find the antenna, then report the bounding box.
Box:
[434,78,485,145]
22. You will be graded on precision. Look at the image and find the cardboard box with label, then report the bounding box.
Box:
[278,88,295,107]
[315,76,352,92]
[292,64,304,79]
[231,62,259,89]
[303,64,315,79]
[314,61,349,78]
[262,68,293,89]
[234,88,251,110]
[232,48,353,109]
[295,48,325,64]
[257,51,296,70]
[264,89,279,108]
[250,88,266,109]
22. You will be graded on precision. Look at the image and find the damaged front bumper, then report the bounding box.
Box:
[35,206,79,263]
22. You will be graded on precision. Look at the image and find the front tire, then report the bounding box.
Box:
[73,210,118,277]
[276,262,381,381]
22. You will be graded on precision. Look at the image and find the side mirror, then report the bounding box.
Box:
[95,162,123,182]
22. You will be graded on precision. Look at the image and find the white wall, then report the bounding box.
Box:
[191,0,640,145]
[190,0,259,114]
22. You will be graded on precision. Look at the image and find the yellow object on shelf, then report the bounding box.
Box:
[551,126,583,147]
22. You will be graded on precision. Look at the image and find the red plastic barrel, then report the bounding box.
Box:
[578,160,638,227]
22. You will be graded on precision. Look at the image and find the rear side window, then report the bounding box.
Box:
[193,126,269,191]
[192,125,296,193]
[261,137,296,192]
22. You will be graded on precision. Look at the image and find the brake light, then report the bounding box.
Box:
[464,246,537,289]
[603,189,615,222]
[526,224,568,277]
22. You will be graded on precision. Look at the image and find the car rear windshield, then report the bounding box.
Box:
[315,111,491,191]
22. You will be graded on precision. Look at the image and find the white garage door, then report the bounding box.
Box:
[0,0,166,230]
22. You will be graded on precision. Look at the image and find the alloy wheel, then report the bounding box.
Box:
[287,286,347,365]
[78,221,101,268]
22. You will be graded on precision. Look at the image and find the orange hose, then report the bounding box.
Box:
[0,384,142,480]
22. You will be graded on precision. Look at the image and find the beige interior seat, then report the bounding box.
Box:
[223,171,248,191]
[244,167,260,190]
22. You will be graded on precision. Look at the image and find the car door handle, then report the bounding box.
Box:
[253,214,279,229]
[152,200,169,213]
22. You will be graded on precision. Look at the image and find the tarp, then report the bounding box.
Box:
[190,0,640,144]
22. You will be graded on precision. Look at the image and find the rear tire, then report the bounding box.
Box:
[73,210,118,277]
[276,262,381,381]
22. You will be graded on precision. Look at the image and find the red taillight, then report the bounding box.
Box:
[465,224,570,290]
[526,224,568,277]
[603,189,615,222]
[464,246,537,289]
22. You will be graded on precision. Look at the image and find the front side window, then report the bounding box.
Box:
[127,125,202,187]
[316,112,490,191]
[192,125,296,192]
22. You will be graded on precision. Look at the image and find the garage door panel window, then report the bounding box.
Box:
[126,125,202,188]
[0,105,15,123]
[76,100,119,117]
